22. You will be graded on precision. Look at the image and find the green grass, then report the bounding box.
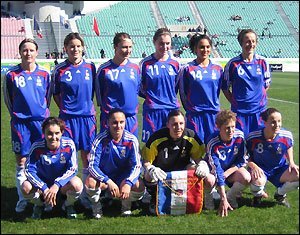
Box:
[1,72,299,234]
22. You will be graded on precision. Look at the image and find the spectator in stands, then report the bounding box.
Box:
[178,34,223,145]
[3,38,52,213]
[52,32,97,210]
[22,117,83,219]
[139,28,181,143]
[142,51,146,58]
[95,32,141,138]
[221,29,272,137]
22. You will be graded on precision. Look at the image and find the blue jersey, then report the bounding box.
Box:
[89,130,142,187]
[3,64,51,120]
[139,54,181,110]
[246,128,293,173]
[179,59,223,113]
[52,59,96,116]
[206,129,247,186]
[221,54,271,113]
[95,59,140,116]
[25,136,78,192]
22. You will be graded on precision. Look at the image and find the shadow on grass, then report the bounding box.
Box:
[211,191,278,210]
[1,186,150,221]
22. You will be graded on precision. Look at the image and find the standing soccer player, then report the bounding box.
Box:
[179,34,223,145]
[139,28,181,143]
[221,29,271,137]
[95,32,141,138]
[52,32,97,209]
[3,38,52,213]
[246,108,299,207]
[86,108,144,219]
[22,117,83,219]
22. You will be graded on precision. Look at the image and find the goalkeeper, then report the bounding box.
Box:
[141,109,215,214]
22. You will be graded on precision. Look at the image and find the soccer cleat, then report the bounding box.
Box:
[15,199,28,213]
[62,201,77,219]
[274,193,290,208]
[91,202,103,219]
[226,192,238,209]
[252,196,262,207]
[121,200,132,216]
[31,205,43,219]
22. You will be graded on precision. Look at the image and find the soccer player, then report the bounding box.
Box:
[86,108,144,219]
[139,28,181,143]
[246,108,299,208]
[22,117,83,219]
[95,32,141,138]
[3,38,52,213]
[52,32,97,209]
[205,110,251,217]
[221,29,272,137]
[178,33,223,145]
[142,109,214,214]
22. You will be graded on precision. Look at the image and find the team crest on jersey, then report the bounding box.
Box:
[36,77,42,86]
[180,147,187,158]
[120,147,126,158]
[212,70,217,79]
[130,69,135,80]
[276,145,282,155]
[168,66,174,75]
[256,66,262,75]
[60,154,66,164]
[233,145,238,155]
[85,70,90,80]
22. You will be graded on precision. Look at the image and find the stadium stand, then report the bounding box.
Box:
[1,17,26,59]
[1,1,298,59]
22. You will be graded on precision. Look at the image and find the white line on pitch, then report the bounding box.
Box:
[269,98,298,105]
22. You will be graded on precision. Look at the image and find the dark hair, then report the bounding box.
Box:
[153,28,171,43]
[64,32,85,47]
[113,32,131,47]
[19,38,38,51]
[260,108,280,122]
[237,29,257,46]
[215,109,237,128]
[108,108,126,120]
[42,117,66,133]
[189,33,212,54]
[167,109,185,122]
